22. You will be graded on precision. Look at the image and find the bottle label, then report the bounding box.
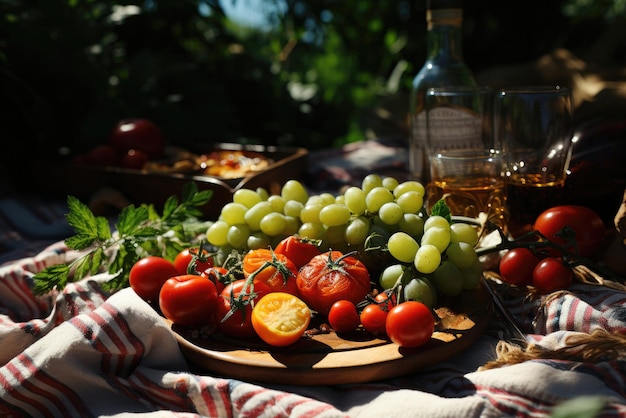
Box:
[426,107,483,150]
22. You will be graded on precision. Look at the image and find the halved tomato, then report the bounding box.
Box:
[251,292,311,346]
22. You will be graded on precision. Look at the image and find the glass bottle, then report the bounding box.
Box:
[408,0,477,183]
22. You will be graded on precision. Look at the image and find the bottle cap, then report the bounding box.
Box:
[427,0,463,10]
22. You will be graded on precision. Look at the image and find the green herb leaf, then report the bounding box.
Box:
[430,199,452,223]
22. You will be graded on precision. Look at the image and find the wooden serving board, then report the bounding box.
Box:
[167,286,492,386]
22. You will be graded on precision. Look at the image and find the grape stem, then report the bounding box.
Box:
[464,218,625,284]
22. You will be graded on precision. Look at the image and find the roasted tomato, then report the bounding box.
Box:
[274,235,321,269]
[242,249,298,295]
[159,274,218,326]
[129,256,179,302]
[215,279,271,338]
[296,250,370,316]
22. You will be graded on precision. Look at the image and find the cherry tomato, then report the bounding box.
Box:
[360,303,388,335]
[327,300,361,333]
[216,279,271,338]
[274,235,321,269]
[251,292,311,347]
[296,250,371,316]
[159,274,218,326]
[534,205,605,257]
[499,248,540,286]
[109,118,165,159]
[129,256,179,302]
[174,247,214,276]
[242,249,298,295]
[386,301,434,348]
[121,149,149,169]
[532,257,573,294]
[201,266,228,295]
[374,291,397,310]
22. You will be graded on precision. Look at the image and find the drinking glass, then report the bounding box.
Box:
[425,86,508,231]
[495,86,574,237]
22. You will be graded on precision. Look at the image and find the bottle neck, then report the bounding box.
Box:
[425,8,465,64]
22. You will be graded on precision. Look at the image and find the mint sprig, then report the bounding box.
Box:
[32,182,212,295]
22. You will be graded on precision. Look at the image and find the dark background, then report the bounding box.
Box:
[1,0,625,166]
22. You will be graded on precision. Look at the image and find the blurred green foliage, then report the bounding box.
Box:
[1,0,625,164]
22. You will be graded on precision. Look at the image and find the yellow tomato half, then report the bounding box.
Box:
[251,292,311,347]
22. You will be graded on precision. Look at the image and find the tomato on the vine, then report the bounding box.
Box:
[159,274,218,326]
[242,249,298,295]
[386,301,434,348]
[327,300,361,333]
[251,292,311,347]
[201,266,228,295]
[534,205,605,257]
[129,256,179,302]
[532,257,573,294]
[274,235,321,269]
[360,303,388,335]
[174,247,214,276]
[216,279,271,338]
[296,250,371,316]
[499,248,540,286]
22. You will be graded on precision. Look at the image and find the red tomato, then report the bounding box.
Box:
[242,249,298,295]
[159,274,218,326]
[385,301,434,348]
[129,256,179,302]
[121,149,149,169]
[360,303,388,335]
[274,235,321,269]
[296,250,371,316]
[499,248,540,286]
[534,205,605,257]
[109,118,165,159]
[216,279,271,338]
[84,145,117,166]
[174,247,214,276]
[327,300,361,333]
[375,290,397,310]
[532,257,573,294]
[201,266,228,295]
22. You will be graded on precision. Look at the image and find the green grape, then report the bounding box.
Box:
[366,186,394,213]
[233,188,263,208]
[421,226,450,253]
[319,192,336,206]
[403,278,435,309]
[344,186,367,215]
[260,212,287,236]
[220,202,248,225]
[460,257,483,290]
[281,179,309,203]
[283,200,304,218]
[362,174,383,194]
[299,222,326,240]
[282,215,301,236]
[378,202,404,225]
[335,194,345,205]
[396,191,424,214]
[244,201,273,231]
[387,232,419,263]
[424,215,450,232]
[267,195,286,213]
[393,180,425,199]
[324,224,347,244]
[227,223,250,249]
[398,213,425,238]
[379,263,406,289]
[450,223,479,246]
[256,187,269,201]
[414,244,441,274]
[431,260,463,297]
[206,220,230,247]
[319,203,351,227]
[382,176,399,191]
[445,241,478,269]
[248,231,271,250]
[345,216,370,246]
[306,195,325,206]
[300,203,323,224]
